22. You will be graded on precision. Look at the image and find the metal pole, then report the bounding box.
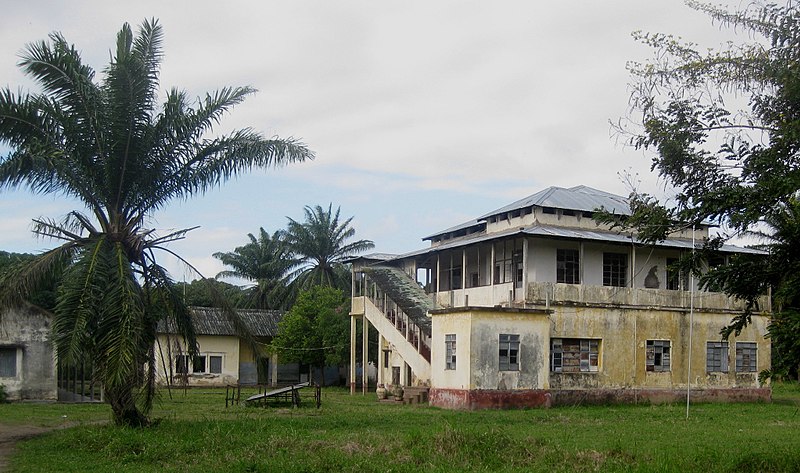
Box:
[686,225,695,419]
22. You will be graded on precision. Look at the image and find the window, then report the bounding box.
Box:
[445,334,457,370]
[736,342,757,372]
[499,334,520,371]
[175,355,190,374]
[494,240,522,285]
[209,355,223,374]
[551,338,599,372]
[176,353,223,374]
[666,257,681,290]
[0,346,17,377]
[646,340,671,372]
[706,341,729,372]
[557,249,580,284]
[192,355,206,374]
[603,253,627,287]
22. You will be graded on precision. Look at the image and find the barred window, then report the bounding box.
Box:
[499,334,520,371]
[706,341,729,372]
[557,249,580,284]
[736,342,757,372]
[551,338,599,372]
[646,340,671,372]
[603,253,627,287]
[445,334,457,370]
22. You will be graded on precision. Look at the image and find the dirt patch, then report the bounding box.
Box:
[0,424,58,472]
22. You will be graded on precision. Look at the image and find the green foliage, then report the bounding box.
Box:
[213,228,296,309]
[0,383,7,403]
[612,3,800,351]
[0,251,59,311]
[0,19,312,426]
[285,204,374,292]
[173,279,247,308]
[271,286,349,370]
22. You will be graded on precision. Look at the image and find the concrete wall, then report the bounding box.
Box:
[430,308,551,408]
[546,305,770,391]
[0,306,57,401]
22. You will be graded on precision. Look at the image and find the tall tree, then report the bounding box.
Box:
[0,20,312,425]
[605,2,800,354]
[285,204,374,291]
[213,228,296,309]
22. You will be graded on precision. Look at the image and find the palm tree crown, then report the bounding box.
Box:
[285,204,374,290]
[213,228,296,309]
[0,20,312,426]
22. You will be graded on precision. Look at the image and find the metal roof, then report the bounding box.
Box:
[422,219,485,241]
[158,307,284,338]
[387,223,765,260]
[479,185,631,220]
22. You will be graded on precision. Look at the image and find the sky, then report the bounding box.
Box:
[0,1,746,282]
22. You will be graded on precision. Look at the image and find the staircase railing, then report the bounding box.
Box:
[362,274,431,363]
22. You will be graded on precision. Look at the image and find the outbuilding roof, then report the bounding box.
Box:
[159,307,284,338]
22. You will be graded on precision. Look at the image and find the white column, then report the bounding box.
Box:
[350,314,357,394]
[362,317,369,394]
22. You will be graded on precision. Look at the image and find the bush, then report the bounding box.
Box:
[0,384,7,403]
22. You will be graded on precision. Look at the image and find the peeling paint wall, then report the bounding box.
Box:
[430,309,550,392]
[546,305,770,391]
[0,306,56,400]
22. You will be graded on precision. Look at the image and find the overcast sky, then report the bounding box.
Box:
[0,1,743,281]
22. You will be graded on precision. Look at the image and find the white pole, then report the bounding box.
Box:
[686,225,696,419]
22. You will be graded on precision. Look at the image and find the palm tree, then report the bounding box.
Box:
[0,20,312,426]
[284,204,374,291]
[213,228,296,309]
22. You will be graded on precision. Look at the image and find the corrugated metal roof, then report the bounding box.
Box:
[343,253,399,264]
[159,307,284,337]
[480,185,631,219]
[386,223,765,260]
[521,225,766,254]
[422,219,485,241]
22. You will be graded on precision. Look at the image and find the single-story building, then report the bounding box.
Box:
[0,304,57,401]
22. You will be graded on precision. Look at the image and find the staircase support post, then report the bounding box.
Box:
[350,314,357,395]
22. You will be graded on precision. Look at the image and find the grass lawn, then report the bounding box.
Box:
[3,383,800,472]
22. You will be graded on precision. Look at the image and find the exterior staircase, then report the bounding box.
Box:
[361,265,434,380]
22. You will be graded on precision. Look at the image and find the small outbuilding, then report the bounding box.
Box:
[0,304,57,401]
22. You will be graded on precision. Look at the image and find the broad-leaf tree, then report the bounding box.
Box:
[607,2,800,374]
[284,204,374,291]
[213,227,296,309]
[0,20,312,425]
[271,286,349,385]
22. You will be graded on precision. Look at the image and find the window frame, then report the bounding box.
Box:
[603,252,628,287]
[0,346,18,378]
[645,340,671,372]
[551,338,600,373]
[556,248,580,284]
[498,334,520,371]
[706,341,730,373]
[735,342,757,373]
[445,334,457,370]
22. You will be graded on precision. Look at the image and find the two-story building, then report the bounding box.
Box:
[349,185,771,408]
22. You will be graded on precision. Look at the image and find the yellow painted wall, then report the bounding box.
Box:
[548,305,769,390]
[154,334,242,386]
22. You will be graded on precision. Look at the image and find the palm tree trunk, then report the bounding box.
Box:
[106,385,149,427]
